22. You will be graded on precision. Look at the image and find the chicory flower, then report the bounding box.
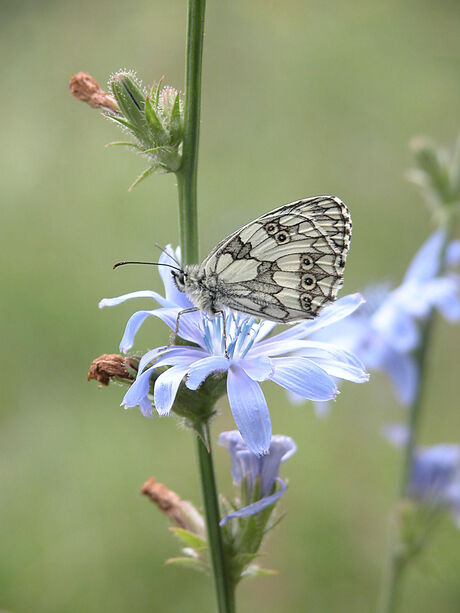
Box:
[99,246,368,455]
[384,425,460,527]
[218,430,296,525]
[308,230,460,406]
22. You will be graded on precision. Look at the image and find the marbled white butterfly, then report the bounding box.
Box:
[171,196,352,327]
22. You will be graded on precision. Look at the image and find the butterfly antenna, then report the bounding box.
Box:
[154,243,182,268]
[113,260,181,272]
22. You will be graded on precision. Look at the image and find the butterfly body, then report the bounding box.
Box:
[172,196,352,323]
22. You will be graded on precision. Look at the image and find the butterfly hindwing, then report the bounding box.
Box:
[199,196,352,322]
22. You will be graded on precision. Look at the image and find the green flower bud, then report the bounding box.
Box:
[106,71,184,188]
[408,135,460,217]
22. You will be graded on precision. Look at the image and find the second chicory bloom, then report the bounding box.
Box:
[384,424,460,527]
[409,445,460,526]
[99,246,368,456]
[218,430,296,525]
[308,230,460,406]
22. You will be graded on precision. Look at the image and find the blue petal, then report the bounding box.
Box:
[122,365,156,409]
[220,478,286,525]
[186,356,229,390]
[427,276,460,322]
[139,346,206,375]
[298,293,365,337]
[227,365,272,456]
[154,364,191,415]
[372,304,419,353]
[296,341,368,377]
[403,229,445,283]
[381,349,418,406]
[253,293,364,351]
[239,357,273,381]
[309,357,369,383]
[270,357,337,400]
[218,431,246,483]
[138,346,169,374]
[153,307,205,346]
[159,245,195,308]
[119,310,157,352]
[99,289,171,309]
[139,395,154,418]
[260,436,296,497]
[446,240,460,268]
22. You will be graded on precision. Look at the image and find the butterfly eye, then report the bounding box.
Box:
[173,271,186,290]
[301,255,314,270]
[275,230,290,244]
[265,223,278,235]
[301,274,317,289]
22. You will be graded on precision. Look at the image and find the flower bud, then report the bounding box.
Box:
[408,135,460,214]
[106,71,184,186]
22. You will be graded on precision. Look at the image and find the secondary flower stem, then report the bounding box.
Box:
[379,222,453,613]
[177,2,235,612]
[197,424,236,613]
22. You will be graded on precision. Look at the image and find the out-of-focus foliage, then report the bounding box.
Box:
[1,1,459,612]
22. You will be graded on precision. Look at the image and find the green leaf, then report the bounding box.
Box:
[165,557,209,573]
[144,97,168,145]
[170,527,207,551]
[241,564,278,579]
[110,75,146,133]
[128,166,156,191]
[169,91,183,144]
[106,115,145,144]
[105,141,142,151]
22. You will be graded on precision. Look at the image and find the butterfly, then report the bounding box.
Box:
[170,196,352,333]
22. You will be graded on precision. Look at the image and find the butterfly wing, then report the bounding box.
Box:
[200,196,352,322]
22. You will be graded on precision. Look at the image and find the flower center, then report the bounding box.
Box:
[200,312,262,359]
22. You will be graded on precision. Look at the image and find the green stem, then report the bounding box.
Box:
[176,2,235,611]
[176,0,206,266]
[196,424,236,613]
[379,222,453,613]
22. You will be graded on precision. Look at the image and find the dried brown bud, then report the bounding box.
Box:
[88,353,136,386]
[141,477,205,537]
[69,72,118,112]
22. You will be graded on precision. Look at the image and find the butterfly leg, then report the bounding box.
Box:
[170,307,199,345]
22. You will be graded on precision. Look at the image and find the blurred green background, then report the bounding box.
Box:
[1,0,459,611]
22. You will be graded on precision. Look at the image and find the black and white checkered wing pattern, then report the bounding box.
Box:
[200,196,352,322]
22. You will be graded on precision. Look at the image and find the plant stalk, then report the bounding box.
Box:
[379,222,453,613]
[196,424,236,613]
[177,2,235,611]
[176,0,205,266]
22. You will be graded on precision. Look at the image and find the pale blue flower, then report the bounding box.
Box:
[99,245,368,455]
[218,430,296,525]
[308,230,460,406]
[384,424,460,527]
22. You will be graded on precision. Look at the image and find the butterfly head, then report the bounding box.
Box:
[171,269,187,292]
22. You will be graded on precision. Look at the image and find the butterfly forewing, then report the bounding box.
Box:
[200,196,352,322]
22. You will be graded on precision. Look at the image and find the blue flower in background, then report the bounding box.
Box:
[308,230,460,406]
[99,245,368,455]
[384,425,460,527]
[218,430,296,525]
